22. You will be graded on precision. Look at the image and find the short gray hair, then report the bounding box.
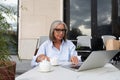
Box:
[49,20,68,42]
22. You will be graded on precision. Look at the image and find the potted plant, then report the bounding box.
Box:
[0,4,16,80]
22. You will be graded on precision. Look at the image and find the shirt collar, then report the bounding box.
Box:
[50,40,65,48]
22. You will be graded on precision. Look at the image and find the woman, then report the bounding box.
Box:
[31,20,79,67]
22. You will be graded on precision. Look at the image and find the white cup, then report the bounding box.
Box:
[50,57,59,66]
[39,59,51,72]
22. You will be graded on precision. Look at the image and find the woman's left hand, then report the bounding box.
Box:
[70,56,79,65]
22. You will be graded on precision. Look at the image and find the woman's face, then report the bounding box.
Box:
[53,24,66,41]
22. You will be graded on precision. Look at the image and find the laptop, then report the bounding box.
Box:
[61,50,120,71]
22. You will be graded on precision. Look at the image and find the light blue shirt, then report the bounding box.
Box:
[31,39,77,67]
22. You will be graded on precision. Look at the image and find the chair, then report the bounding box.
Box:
[34,36,49,56]
[101,35,117,64]
[76,36,92,48]
[101,35,116,49]
[76,36,92,61]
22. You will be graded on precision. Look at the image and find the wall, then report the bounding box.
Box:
[19,0,63,59]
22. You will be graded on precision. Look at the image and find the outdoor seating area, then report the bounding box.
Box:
[14,35,120,78]
[1,0,120,80]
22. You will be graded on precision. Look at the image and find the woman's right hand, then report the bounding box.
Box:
[36,54,50,62]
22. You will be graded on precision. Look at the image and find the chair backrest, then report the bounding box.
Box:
[39,36,49,47]
[101,35,116,49]
[76,36,92,48]
[34,36,49,55]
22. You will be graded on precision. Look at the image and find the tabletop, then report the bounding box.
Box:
[16,63,120,80]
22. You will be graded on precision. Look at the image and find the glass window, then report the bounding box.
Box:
[118,0,120,17]
[97,0,112,36]
[0,0,18,54]
[69,0,91,40]
[118,0,120,23]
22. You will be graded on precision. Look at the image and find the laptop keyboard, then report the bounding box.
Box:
[71,65,81,69]
[70,62,83,69]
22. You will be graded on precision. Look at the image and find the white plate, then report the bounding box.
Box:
[38,68,54,73]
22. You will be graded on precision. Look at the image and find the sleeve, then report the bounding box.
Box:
[69,41,81,61]
[31,41,47,67]
[69,42,77,56]
[31,56,39,67]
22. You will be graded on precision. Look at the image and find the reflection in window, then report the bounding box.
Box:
[69,0,91,40]
[118,0,120,22]
[118,0,120,37]
[119,0,120,16]
[97,0,112,36]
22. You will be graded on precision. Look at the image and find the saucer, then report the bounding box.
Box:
[51,63,59,66]
[38,68,53,73]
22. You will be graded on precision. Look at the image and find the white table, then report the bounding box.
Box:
[16,63,120,80]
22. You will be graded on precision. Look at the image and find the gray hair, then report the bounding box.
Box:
[49,20,68,42]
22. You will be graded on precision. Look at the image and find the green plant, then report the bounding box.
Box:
[0,3,17,80]
[76,46,81,50]
[0,3,16,65]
